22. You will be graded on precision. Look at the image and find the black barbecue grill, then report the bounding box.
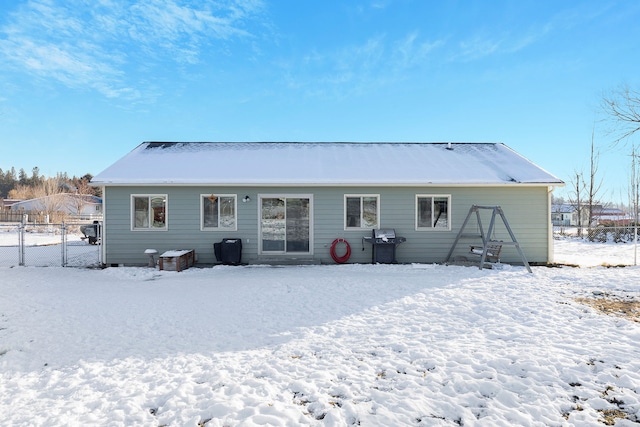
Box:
[362,229,406,263]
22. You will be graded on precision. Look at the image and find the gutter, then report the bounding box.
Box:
[90,181,565,188]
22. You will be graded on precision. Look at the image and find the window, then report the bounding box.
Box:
[201,194,237,230]
[132,195,167,230]
[416,195,450,230]
[345,195,379,229]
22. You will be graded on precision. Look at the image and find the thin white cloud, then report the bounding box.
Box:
[370,0,391,9]
[393,31,444,69]
[0,0,266,101]
[126,0,257,63]
[284,31,444,99]
[452,23,552,63]
[337,36,386,73]
[451,3,611,63]
[297,36,387,97]
[455,34,503,62]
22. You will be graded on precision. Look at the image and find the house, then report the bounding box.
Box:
[551,204,581,226]
[0,198,21,209]
[592,207,633,226]
[552,204,633,227]
[0,198,22,222]
[90,142,564,267]
[10,193,103,222]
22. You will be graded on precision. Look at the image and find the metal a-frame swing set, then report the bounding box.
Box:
[445,205,532,273]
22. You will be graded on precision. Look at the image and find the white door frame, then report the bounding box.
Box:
[258,194,314,255]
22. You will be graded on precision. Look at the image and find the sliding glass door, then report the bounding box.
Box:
[260,195,311,254]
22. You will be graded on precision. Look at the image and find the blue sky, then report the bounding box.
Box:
[1,0,639,203]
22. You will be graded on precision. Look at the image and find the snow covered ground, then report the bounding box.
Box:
[553,236,639,267]
[1,239,639,426]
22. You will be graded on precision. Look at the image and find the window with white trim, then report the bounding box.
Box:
[416,195,451,230]
[201,194,237,230]
[132,195,167,230]
[345,195,379,229]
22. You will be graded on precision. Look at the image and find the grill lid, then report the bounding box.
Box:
[373,229,396,240]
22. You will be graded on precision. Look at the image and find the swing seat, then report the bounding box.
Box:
[469,241,503,262]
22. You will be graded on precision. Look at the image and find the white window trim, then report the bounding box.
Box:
[200,194,238,231]
[131,194,168,231]
[415,194,451,231]
[344,194,380,230]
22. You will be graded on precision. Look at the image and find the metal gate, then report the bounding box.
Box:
[0,222,102,268]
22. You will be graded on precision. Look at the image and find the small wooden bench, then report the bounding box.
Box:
[469,241,503,262]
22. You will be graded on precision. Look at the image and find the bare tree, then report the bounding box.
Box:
[68,193,93,219]
[602,83,640,144]
[630,146,640,265]
[7,184,37,200]
[33,177,67,222]
[75,177,93,195]
[568,171,585,236]
[67,175,98,218]
[632,146,640,223]
[586,130,604,227]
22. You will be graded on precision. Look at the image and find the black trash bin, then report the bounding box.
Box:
[214,238,242,265]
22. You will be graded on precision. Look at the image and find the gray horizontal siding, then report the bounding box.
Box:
[102,185,551,266]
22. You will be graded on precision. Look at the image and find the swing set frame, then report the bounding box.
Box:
[445,205,532,273]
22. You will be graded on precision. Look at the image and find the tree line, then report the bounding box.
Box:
[0,167,100,200]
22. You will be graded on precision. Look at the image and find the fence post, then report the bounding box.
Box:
[61,222,67,267]
[18,221,25,266]
[634,222,638,266]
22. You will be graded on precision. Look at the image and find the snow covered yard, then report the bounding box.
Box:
[1,241,639,426]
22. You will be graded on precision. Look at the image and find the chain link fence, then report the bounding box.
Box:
[554,225,639,243]
[0,222,102,268]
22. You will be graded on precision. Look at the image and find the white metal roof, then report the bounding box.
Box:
[91,142,564,187]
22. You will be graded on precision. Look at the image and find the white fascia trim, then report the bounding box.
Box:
[92,182,564,188]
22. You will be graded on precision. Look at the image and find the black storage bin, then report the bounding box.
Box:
[214,238,242,264]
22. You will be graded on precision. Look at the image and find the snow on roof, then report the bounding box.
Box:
[91,142,564,186]
[552,204,577,213]
[9,193,102,209]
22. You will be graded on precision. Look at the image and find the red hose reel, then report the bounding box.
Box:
[330,238,351,263]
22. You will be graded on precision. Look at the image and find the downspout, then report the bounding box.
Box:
[548,186,555,264]
[100,185,106,266]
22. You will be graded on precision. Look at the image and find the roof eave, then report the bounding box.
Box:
[91,181,564,187]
